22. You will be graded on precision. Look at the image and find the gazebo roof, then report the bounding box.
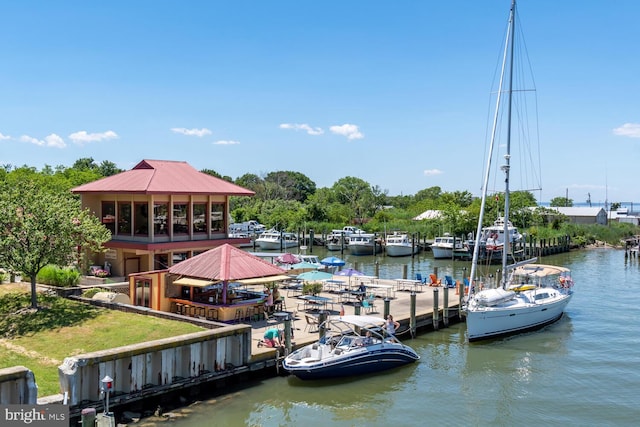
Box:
[168,244,287,281]
[72,159,254,196]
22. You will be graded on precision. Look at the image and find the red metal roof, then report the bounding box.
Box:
[71,159,254,196]
[168,244,287,281]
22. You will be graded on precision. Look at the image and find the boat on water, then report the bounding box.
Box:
[255,228,299,250]
[384,232,419,257]
[430,233,465,259]
[325,226,365,251]
[465,217,523,260]
[348,233,382,256]
[282,315,420,380]
[464,0,574,342]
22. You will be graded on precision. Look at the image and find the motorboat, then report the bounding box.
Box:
[325,226,365,251]
[463,0,574,341]
[348,233,382,256]
[384,232,419,257]
[255,228,299,250]
[465,217,523,259]
[430,233,464,259]
[282,315,420,380]
[297,254,326,270]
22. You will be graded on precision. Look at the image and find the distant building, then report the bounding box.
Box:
[546,207,608,225]
[72,159,254,277]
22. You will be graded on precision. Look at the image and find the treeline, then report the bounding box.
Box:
[1,158,637,246]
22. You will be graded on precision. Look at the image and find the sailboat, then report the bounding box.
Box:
[463,0,574,342]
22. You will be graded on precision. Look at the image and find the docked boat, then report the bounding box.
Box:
[463,0,574,342]
[325,226,365,251]
[282,315,420,380]
[297,254,326,270]
[465,217,523,259]
[348,233,382,256]
[384,232,419,257]
[255,228,299,250]
[430,233,464,259]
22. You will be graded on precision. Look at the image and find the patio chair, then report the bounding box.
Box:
[415,273,426,284]
[429,274,441,286]
[444,275,455,288]
[362,298,376,313]
[304,314,319,333]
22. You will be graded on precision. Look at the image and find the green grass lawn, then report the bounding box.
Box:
[0,284,204,396]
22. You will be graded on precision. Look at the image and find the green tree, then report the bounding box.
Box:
[0,180,111,309]
[550,196,573,207]
[265,171,316,202]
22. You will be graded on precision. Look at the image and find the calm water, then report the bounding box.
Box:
[166,248,640,427]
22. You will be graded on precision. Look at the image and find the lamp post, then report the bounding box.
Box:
[101,375,113,415]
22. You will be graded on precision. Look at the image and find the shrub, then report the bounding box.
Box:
[302,282,323,295]
[36,265,80,287]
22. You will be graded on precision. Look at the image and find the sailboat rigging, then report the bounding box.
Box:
[463,0,574,342]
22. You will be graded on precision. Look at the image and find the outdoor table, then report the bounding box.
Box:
[323,279,346,293]
[395,279,422,293]
[367,283,396,299]
[299,295,331,311]
[339,290,365,304]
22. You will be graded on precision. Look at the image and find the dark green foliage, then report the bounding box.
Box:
[36,265,81,287]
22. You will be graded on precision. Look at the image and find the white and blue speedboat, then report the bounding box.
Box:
[282,315,419,380]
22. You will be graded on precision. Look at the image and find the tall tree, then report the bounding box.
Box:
[0,180,111,309]
[550,196,573,207]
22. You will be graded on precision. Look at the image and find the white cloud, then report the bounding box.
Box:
[213,140,240,145]
[0,133,11,140]
[279,123,324,136]
[329,123,364,140]
[20,134,66,148]
[171,127,212,137]
[613,123,640,138]
[69,130,118,145]
[423,169,443,176]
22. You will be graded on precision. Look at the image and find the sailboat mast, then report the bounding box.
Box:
[468,0,515,292]
[501,0,516,287]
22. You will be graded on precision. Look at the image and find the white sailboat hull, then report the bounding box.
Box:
[466,290,572,341]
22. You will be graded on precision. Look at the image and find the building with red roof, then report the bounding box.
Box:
[72,159,254,277]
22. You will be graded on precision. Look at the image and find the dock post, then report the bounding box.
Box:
[318,311,328,341]
[402,264,408,280]
[375,261,380,277]
[432,288,439,330]
[443,287,449,327]
[410,292,416,338]
[309,229,314,252]
[383,298,390,319]
[284,316,292,355]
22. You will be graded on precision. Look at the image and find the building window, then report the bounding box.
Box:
[210,203,225,232]
[118,202,132,234]
[134,203,149,235]
[101,201,116,235]
[193,203,207,233]
[154,203,168,235]
[173,203,188,234]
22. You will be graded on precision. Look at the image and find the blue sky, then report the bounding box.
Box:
[1,1,639,206]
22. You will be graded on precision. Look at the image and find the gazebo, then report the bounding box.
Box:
[166,244,290,321]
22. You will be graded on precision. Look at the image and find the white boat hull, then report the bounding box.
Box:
[385,244,418,257]
[431,246,453,259]
[257,240,299,250]
[466,291,572,341]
